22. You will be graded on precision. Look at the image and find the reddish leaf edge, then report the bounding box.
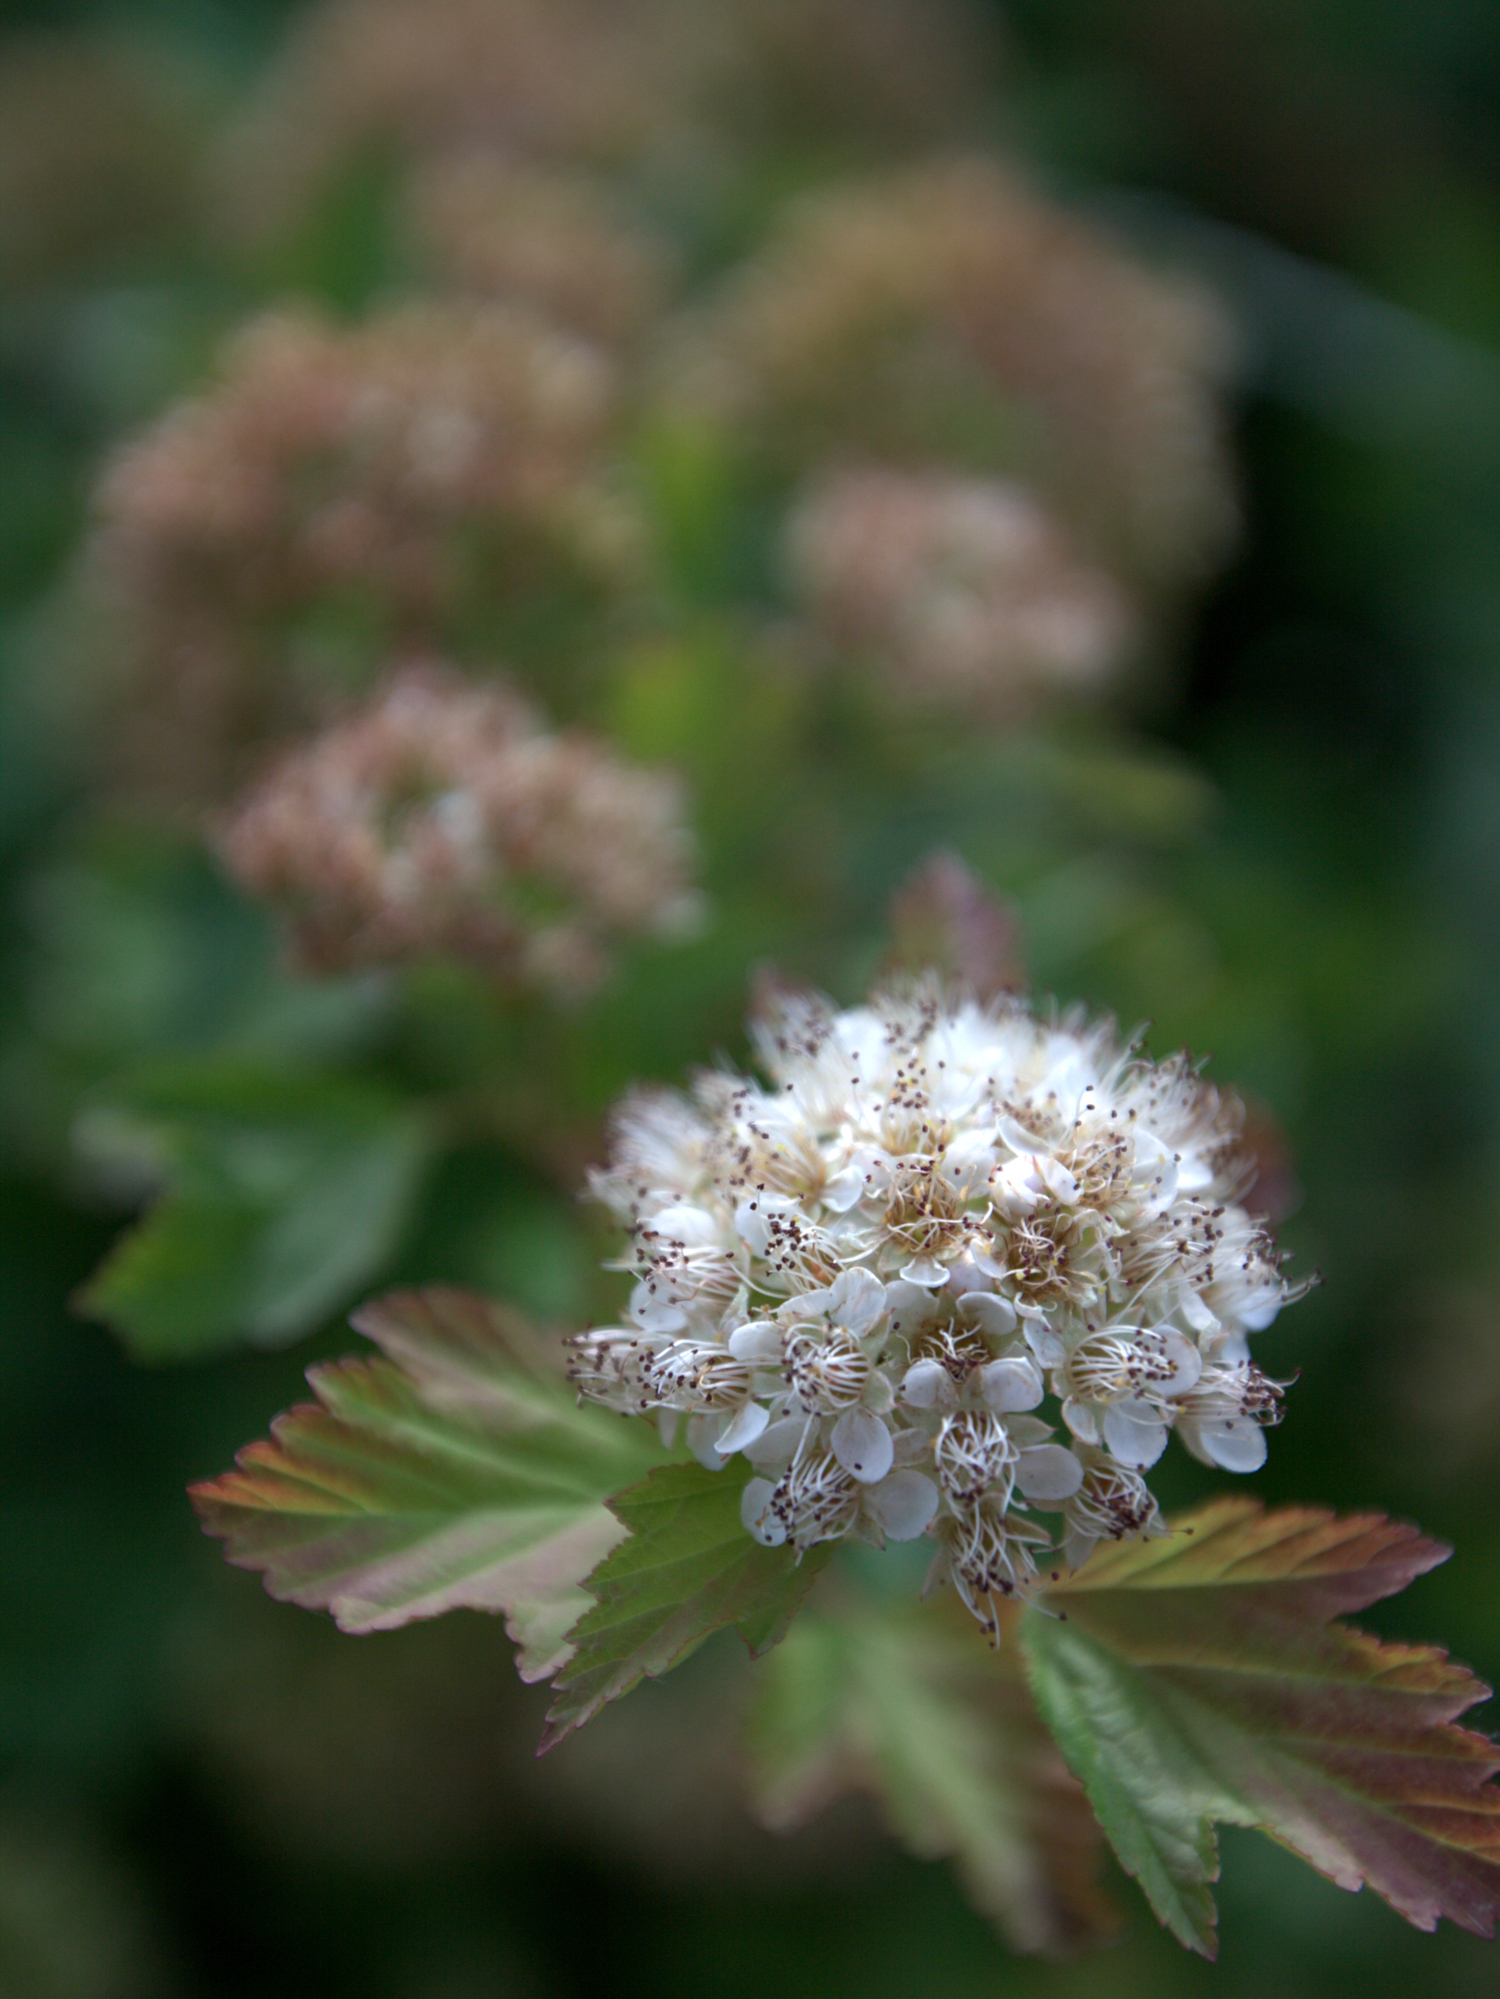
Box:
[187,1285,627,1630]
[1041,1495,1455,1608]
[1032,1497,1500,1950]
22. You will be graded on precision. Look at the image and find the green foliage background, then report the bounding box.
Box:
[3,1,1500,1994]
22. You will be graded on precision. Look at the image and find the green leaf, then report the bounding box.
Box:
[191,1287,666,1679]
[745,1590,1115,1955]
[77,1064,435,1359]
[540,1459,831,1752]
[1023,1498,1500,1957]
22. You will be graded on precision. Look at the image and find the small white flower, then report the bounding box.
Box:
[831,1407,895,1483]
[936,1409,1020,1503]
[1062,1453,1166,1571]
[566,1326,668,1412]
[1176,1362,1286,1473]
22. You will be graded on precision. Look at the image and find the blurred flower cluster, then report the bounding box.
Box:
[67,0,1242,866]
[787,468,1134,714]
[89,303,637,805]
[669,158,1237,592]
[11,0,1260,1499]
[403,154,673,346]
[219,662,699,993]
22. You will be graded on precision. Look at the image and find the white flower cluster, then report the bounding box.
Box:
[568,983,1300,1637]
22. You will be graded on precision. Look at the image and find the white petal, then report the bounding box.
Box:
[944,1127,999,1171]
[1178,1289,1220,1337]
[899,1257,950,1288]
[1199,1416,1268,1474]
[740,1477,786,1546]
[831,1408,895,1483]
[630,1283,688,1335]
[648,1202,722,1247]
[792,1284,836,1322]
[960,1292,1018,1338]
[1035,1156,1080,1204]
[884,1281,940,1337]
[991,1155,1045,1217]
[829,1265,887,1337]
[1157,1330,1204,1397]
[1207,1330,1251,1366]
[942,1128,998,1189]
[1005,1415,1054,1448]
[946,1256,993,1297]
[979,1356,1044,1413]
[864,1469,939,1541]
[822,1149,881,1212]
[728,1319,784,1363]
[1061,1396,1100,1445]
[1102,1399,1170,1469]
[1063,1524,1099,1574]
[715,1399,770,1455]
[1239,1293,1283,1332]
[1131,1136,1178,1213]
[820,1166,864,1213]
[890,1425,932,1466]
[1173,1142,1217,1194]
[745,1414,808,1471]
[996,1115,1045,1157]
[1015,1444,1085,1502]
[686,1412,732,1469]
[734,1196,793,1255]
[1019,1312,1066,1368]
[901,1358,958,1410]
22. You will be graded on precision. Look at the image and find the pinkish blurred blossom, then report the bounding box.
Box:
[788,467,1135,711]
[218,664,702,994]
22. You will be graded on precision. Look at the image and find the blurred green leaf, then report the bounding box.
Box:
[1023,1499,1500,1957]
[76,1066,435,1359]
[541,1458,832,1752]
[745,1591,1115,1955]
[1024,731,1219,844]
[21,838,392,1093]
[192,1287,666,1679]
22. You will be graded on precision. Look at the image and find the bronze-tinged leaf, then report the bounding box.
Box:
[745,1592,1116,1956]
[350,1285,571,1411]
[191,1287,664,1679]
[1024,1497,1500,1956]
[883,849,1024,1000]
[540,1459,831,1753]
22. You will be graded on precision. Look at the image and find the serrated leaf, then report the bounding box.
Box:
[77,1064,435,1359]
[745,1591,1115,1955]
[1023,1498,1500,1956]
[191,1287,665,1678]
[541,1459,831,1752]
